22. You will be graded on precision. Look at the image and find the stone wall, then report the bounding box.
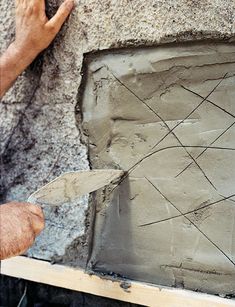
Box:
[0,0,235,295]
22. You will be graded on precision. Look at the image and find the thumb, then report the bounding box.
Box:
[29,207,45,236]
[46,0,74,33]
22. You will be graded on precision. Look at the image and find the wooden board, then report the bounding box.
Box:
[1,256,234,307]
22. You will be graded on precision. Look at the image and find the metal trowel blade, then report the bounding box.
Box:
[28,169,124,207]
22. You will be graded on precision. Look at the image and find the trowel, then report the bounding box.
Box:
[28,169,124,206]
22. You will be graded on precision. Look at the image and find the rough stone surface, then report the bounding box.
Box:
[27,170,123,260]
[0,0,235,286]
[82,43,235,295]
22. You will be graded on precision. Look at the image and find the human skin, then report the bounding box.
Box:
[0,0,74,98]
[0,0,74,259]
[0,202,45,260]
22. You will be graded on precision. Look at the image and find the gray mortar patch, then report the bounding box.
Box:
[80,42,235,295]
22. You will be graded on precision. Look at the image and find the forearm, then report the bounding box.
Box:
[0,43,37,98]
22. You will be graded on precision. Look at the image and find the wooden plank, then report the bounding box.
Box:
[1,256,234,307]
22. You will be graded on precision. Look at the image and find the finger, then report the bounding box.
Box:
[8,202,44,218]
[0,229,34,260]
[15,0,25,7]
[13,232,35,258]
[46,0,74,33]
[27,203,44,219]
[19,233,35,255]
[30,0,47,17]
[15,0,44,12]
[3,202,45,234]
[15,232,35,258]
[30,212,45,236]
[37,0,45,11]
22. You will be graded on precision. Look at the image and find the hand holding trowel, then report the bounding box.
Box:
[0,169,123,260]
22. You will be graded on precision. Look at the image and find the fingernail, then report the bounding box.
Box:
[73,0,80,7]
[65,0,74,10]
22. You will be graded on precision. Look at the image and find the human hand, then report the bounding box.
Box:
[12,0,74,60]
[0,202,45,260]
[0,0,74,97]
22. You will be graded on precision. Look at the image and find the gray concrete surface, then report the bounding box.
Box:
[83,43,235,295]
[0,0,235,292]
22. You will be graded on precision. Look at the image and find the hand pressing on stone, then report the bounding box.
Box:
[0,202,45,260]
[14,0,74,58]
[0,0,74,98]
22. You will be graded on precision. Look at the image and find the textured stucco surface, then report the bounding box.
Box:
[82,43,235,295]
[0,0,235,273]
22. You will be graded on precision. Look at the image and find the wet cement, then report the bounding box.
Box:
[81,43,235,295]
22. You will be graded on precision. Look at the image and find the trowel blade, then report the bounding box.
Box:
[28,169,124,207]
